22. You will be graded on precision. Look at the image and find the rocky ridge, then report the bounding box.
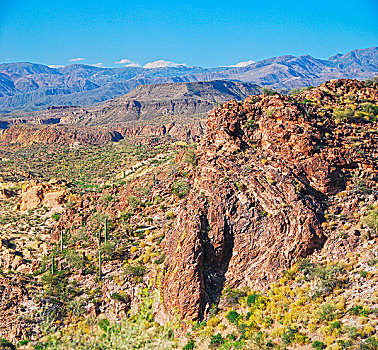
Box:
[0,79,376,349]
[161,79,378,320]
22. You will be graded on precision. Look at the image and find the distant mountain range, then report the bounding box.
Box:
[0,80,261,126]
[0,47,377,113]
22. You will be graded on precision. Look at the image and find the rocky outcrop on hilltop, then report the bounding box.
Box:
[161,79,378,320]
[117,120,205,141]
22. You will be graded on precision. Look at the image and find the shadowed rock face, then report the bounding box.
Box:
[161,79,378,320]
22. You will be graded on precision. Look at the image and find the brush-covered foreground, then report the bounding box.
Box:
[0,78,377,349]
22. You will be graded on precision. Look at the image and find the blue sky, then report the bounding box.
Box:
[0,0,377,67]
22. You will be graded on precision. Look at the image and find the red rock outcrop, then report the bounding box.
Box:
[161,79,378,320]
[19,181,69,211]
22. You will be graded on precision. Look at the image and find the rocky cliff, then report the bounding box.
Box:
[161,79,378,320]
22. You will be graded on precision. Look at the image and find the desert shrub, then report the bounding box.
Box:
[265,107,275,118]
[184,148,197,166]
[52,212,61,221]
[365,76,378,87]
[110,292,131,304]
[337,339,352,348]
[124,263,146,277]
[289,87,308,95]
[165,211,176,220]
[223,287,247,305]
[312,340,327,349]
[360,102,378,116]
[367,258,378,266]
[0,338,15,350]
[247,293,261,307]
[66,250,85,270]
[359,270,368,278]
[101,193,113,203]
[41,270,69,297]
[209,334,224,348]
[262,87,276,96]
[282,326,298,345]
[333,107,354,120]
[299,259,345,296]
[207,316,221,327]
[183,338,195,350]
[360,337,378,350]
[171,180,190,198]
[127,195,141,209]
[364,207,378,236]
[245,118,257,130]
[249,331,269,349]
[348,305,371,317]
[99,242,117,259]
[98,318,110,331]
[329,320,342,330]
[226,310,240,324]
[318,303,337,322]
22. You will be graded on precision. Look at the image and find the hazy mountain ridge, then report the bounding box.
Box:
[0,47,377,112]
[0,80,261,131]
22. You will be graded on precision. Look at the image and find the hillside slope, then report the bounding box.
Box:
[0,81,261,145]
[0,79,376,349]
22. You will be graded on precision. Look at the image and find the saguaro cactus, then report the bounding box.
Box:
[51,255,55,274]
[104,218,108,244]
[60,230,64,252]
[98,251,102,278]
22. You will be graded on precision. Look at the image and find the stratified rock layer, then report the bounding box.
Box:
[162,79,378,320]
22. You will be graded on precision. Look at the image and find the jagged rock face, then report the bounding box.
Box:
[162,80,378,320]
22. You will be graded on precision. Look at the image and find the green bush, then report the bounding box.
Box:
[171,180,190,198]
[52,212,61,221]
[66,250,85,270]
[110,292,131,304]
[282,326,298,345]
[333,107,354,120]
[0,338,15,350]
[183,338,195,350]
[312,340,327,349]
[364,207,378,236]
[348,305,371,317]
[209,334,224,348]
[184,149,197,166]
[360,102,378,116]
[318,303,337,322]
[330,320,342,330]
[223,287,247,305]
[360,337,378,350]
[124,263,146,277]
[99,242,117,258]
[127,195,141,209]
[226,310,240,324]
[247,293,260,307]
